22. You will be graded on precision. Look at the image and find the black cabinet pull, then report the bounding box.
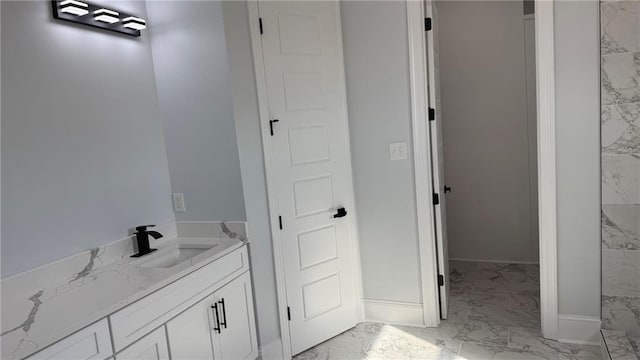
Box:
[211,303,221,334]
[218,298,227,329]
[333,207,347,218]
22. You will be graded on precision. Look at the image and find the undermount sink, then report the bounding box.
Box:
[137,244,217,268]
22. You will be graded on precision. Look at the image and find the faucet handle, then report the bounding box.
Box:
[135,224,156,233]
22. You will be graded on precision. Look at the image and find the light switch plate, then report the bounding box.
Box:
[389,142,408,160]
[172,193,186,212]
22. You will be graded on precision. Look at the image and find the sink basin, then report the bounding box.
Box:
[137,244,217,268]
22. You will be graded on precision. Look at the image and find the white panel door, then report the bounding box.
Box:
[425,0,450,319]
[257,0,358,354]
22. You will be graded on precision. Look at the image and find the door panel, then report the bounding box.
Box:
[425,0,450,319]
[115,327,169,360]
[257,0,358,354]
[165,295,215,360]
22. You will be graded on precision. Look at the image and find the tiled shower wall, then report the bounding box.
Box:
[600,0,640,337]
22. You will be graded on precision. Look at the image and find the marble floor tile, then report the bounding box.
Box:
[509,327,602,360]
[630,336,639,355]
[410,320,509,347]
[366,325,462,360]
[458,342,555,360]
[466,293,540,328]
[601,329,639,360]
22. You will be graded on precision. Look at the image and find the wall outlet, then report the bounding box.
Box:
[172,193,186,213]
[389,142,408,160]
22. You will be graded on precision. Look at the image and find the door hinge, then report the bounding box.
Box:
[425,17,432,31]
[278,216,283,230]
[428,108,435,121]
[438,274,444,286]
[259,18,264,35]
[287,306,291,321]
[433,193,440,205]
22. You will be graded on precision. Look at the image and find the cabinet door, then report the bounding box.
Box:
[166,294,216,359]
[211,272,258,360]
[115,327,169,360]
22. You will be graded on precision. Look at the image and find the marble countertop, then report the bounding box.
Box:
[1,221,247,360]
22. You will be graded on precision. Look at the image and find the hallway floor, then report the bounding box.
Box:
[294,261,601,360]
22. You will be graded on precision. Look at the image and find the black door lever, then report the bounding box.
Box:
[269,119,280,136]
[333,207,347,218]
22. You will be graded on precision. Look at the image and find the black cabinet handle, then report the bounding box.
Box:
[333,207,347,218]
[211,303,221,334]
[218,298,227,329]
[444,185,452,194]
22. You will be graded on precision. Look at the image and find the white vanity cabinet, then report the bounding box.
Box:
[115,327,169,360]
[166,271,258,360]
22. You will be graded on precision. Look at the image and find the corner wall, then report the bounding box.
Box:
[600,0,640,337]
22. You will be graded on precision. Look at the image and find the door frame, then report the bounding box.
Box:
[246,2,366,359]
[406,0,559,338]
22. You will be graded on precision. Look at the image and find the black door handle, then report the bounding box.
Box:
[444,185,452,194]
[333,207,347,218]
[269,119,279,136]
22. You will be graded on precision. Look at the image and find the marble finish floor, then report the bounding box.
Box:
[295,261,602,360]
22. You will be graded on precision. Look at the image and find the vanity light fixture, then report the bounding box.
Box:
[59,0,89,16]
[93,8,119,24]
[51,0,145,37]
[122,16,146,30]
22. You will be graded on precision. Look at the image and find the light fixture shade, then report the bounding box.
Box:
[59,0,89,16]
[94,8,119,24]
[122,16,146,30]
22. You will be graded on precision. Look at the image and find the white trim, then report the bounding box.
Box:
[535,0,559,340]
[247,2,364,358]
[406,0,441,328]
[449,258,539,265]
[260,339,284,360]
[363,299,425,328]
[557,315,602,345]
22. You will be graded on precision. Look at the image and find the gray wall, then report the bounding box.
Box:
[341,1,422,304]
[1,0,175,277]
[146,1,246,222]
[554,0,601,319]
[221,1,281,349]
[438,1,538,263]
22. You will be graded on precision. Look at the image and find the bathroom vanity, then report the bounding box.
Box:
[1,222,258,360]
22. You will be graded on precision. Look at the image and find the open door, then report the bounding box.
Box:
[425,0,450,319]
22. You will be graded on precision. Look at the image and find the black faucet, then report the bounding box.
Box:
[131,225,163,258]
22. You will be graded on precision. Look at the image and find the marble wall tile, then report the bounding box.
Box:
[601,1,640,56]
[602,154,640,204]
[602,250,640,297]
[602,52,640,105]
[602,103,640,154]
[602,295,640,337]
[603,204,640,250]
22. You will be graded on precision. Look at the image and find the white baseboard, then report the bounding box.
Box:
[449,257,539,265]
[260,339,284,360]
[557,314,602,345]
[363,299,425,327]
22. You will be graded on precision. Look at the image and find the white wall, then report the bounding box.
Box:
[146,1,246,222]
[1,0,174,277]
[438,1,538,263]
[341,1,422,304]
[221,1,281,350]
[554,0,601,321]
